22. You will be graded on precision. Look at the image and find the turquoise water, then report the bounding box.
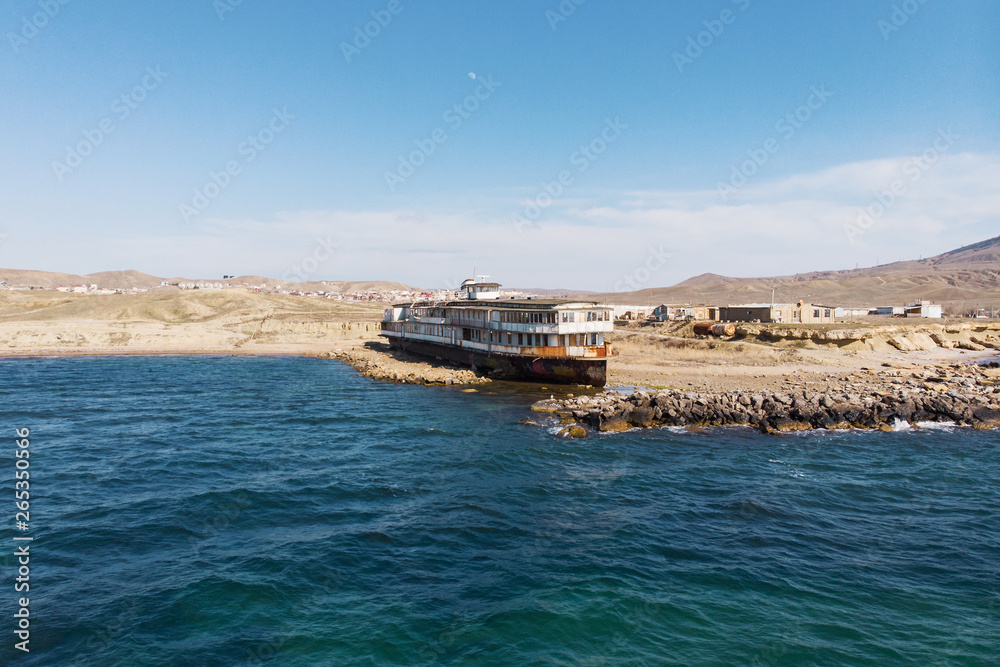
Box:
[1,356,998,665]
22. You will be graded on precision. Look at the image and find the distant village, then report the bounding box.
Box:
[614,300,953,323]
[3,277,998,320]
[0,278,488,304]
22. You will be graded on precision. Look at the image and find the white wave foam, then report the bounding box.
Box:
[914,420,958,431]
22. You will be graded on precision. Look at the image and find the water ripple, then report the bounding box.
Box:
[0,356,997,665]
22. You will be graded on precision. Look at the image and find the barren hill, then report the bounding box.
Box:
[0,288,385,357]
[0,288,382,324]
[603,234,1000,313]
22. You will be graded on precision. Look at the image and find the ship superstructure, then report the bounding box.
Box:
[380,278,615,385]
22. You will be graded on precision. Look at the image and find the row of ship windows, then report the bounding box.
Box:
[563,311,609,322]
[408,309,611,324]
[388,323,601,346]
[494,310,611,323]
[498,311,557,324]
[464,329,602,346]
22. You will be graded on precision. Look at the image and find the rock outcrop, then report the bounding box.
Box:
[320,347,491,385]
[531,362,1000,434]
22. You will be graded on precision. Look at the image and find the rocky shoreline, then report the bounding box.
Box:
[735,321,1000,352]
[318,345,491,386]
[531,361,1000,435]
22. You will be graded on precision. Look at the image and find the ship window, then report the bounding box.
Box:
[518,333,523,345]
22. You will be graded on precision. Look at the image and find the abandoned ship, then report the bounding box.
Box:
[380,277,616,386]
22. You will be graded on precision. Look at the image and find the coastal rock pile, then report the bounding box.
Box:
[732,322,1000,351]
[319,348,491,386]
[532,368,1000,434]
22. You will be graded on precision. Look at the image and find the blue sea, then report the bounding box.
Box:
[1,356,998,665]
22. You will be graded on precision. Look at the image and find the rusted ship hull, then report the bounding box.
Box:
[387,338,607,386]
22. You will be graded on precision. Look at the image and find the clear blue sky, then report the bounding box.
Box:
[1,0,997,289]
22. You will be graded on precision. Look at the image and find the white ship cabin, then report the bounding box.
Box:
[461,277,501,300]
[382,297,616,359]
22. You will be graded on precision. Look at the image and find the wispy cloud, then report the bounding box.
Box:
[46,153,1000,289]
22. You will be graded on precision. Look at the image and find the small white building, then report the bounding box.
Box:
[835,307,876,319]
[607,305,647,320]
[906,301,943,318]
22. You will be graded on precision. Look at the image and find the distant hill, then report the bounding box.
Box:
[603,234,1000,313]
[0,268,418,293]
[85,270,164,289]
[4,234,998,313]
